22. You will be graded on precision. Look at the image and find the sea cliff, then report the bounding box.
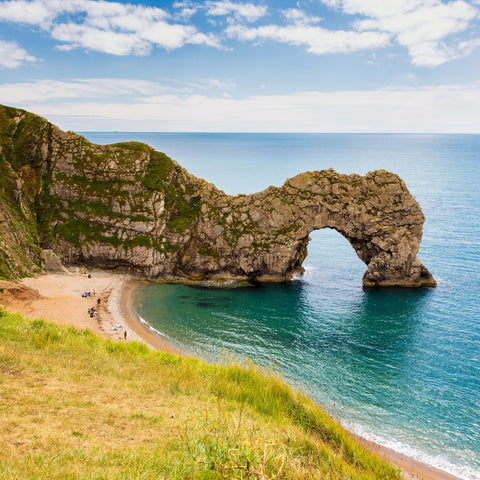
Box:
[0,105,435,287]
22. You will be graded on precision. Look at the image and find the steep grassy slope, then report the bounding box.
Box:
[0,106,46,279]
[0,308,402,479]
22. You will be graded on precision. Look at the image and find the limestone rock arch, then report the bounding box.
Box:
[181,169,436,287]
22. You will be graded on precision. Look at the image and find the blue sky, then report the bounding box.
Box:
[0,0,480,132]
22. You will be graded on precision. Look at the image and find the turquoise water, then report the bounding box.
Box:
[84,133,480,479]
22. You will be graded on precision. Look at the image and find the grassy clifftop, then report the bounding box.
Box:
[0,308,401,479]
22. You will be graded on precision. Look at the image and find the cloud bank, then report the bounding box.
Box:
[0,0,479,67]
[1,78,478,133]
[0,0,221,59]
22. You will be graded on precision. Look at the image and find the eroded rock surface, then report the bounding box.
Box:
[0,105,436,286]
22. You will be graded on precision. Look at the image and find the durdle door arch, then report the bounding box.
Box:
[180,169,436,287]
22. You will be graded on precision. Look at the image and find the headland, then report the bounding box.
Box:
[0,104,435,287]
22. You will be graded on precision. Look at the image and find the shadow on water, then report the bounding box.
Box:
[346,287,434,355]
[145,280,433,367]
[264,283,438,421]
[147,227,435,371]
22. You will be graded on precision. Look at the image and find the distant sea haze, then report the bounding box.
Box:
[83,132,480,480]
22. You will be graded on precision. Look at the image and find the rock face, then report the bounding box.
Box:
[0,105,436,287]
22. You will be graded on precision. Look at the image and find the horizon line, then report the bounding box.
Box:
[78,131,480,135]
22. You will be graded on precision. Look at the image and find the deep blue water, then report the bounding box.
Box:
[83,132,480,479]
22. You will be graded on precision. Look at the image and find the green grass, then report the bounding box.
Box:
[0,308,402,479]
[108,141,152,153]
[142,151,175,191]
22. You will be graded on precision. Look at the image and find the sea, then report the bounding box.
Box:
[83,132,480,480]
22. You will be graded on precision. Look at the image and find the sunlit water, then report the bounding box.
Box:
[84,132,480,479]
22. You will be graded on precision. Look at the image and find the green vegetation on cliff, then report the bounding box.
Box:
[0,308,402,479]
[0,106,48,279]
[0,105,202,278]
[0,106,47,279]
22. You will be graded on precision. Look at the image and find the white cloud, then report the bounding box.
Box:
[0,40,37,68]
[227,23,389,54]
[51,23,152,55]
[3,78,480,133]
[172,1,199,19]
[282,9,322,25]
[1,0,478,65]
[190,78,237,90]
[141,23,220,50]
[205,1,267,22]
[0,0,221,54]
[404,72,417,81]
[458,38,480,55]
[324,0,425,18]
[0,0,60,28]
[322,0,480,66]
[0,79,158,102]
[0,78,236,103]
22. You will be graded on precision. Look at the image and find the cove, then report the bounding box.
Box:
[99,132,480,480]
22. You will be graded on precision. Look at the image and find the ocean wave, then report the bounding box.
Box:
[343,421,480,480]
[138,315,169,340]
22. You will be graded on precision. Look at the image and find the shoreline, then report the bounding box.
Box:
[350,434,462,480]
[115,277,186,355]
[0,271,464,480]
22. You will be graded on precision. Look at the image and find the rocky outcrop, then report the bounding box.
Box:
[184,169,436,287]
[0,105,436,287]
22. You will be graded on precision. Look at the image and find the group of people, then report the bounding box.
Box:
[82,287,101,318]
[81,272,126,340]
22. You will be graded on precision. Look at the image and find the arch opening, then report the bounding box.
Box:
[300,228,365,288]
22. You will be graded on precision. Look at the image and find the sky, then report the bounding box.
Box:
[0,0,480,132]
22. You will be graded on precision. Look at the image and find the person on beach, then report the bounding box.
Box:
[124,330,127,340]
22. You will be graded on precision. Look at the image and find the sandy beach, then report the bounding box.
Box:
[0,270,182,355]
[0,270,462,480]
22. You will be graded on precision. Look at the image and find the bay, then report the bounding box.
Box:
[83,132,480,480]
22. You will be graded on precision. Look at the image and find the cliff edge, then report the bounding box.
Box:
[0,105,436,287]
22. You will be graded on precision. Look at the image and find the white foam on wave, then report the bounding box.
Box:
[202,279,253,288]
[137,315,169,340]
[291,272,303,281]
[343,421,480,480]
[296,264,317,281]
